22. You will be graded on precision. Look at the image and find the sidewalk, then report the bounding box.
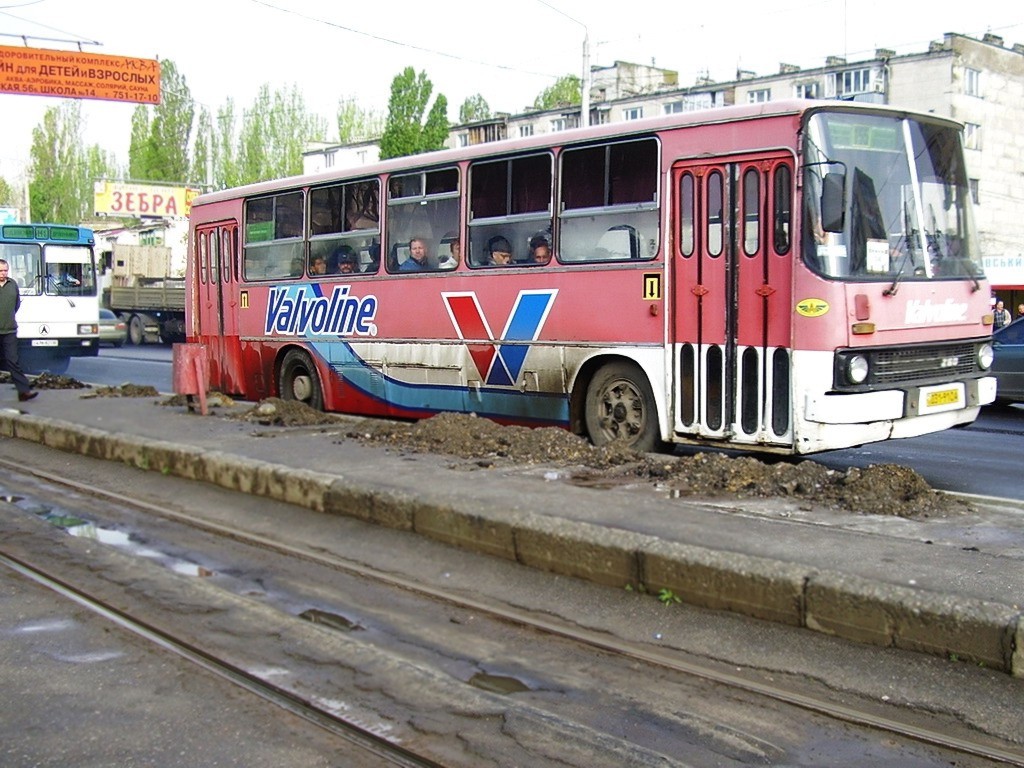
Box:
[2,388,1021,675]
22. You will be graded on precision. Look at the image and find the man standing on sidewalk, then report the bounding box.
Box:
[0,259,37,402]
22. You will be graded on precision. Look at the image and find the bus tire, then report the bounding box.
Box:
[584,361,661,452]
[128,315,145,346]
[279,349,323,410]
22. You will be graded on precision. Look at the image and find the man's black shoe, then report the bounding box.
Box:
[18,391,37,402]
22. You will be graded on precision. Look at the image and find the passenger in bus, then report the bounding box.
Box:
[438,232,460,270]
[400,237,430,271]
[332,245,358,274]
[529,234,552,264]
[310,255,327,276]
[486,236,513,266]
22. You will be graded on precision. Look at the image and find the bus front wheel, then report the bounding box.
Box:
[584,362,661,453]
[278,349,324,410]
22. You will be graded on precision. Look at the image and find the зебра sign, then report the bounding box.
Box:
[0,45,161,104]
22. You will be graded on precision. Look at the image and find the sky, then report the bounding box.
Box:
[1,0,1021,185]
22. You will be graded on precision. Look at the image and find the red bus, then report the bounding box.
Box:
[183,100,996,454]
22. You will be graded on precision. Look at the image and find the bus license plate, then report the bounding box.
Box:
[920,384,963,414]
[31,339,58,347]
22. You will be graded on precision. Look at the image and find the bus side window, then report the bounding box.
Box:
[559,138,659,263]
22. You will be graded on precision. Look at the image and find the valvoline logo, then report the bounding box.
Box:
[443,290,557,386]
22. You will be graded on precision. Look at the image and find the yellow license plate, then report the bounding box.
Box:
[926,388,960,407]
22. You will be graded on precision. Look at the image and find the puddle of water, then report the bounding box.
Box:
[299,608,362,632]
[45,516,216,579]
[468,671,531,695]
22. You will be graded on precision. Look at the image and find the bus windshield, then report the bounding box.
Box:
[801,111,983,284]
[43,244,97,296]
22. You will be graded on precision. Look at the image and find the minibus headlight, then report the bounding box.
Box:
[847,354,869,384]
[978,343,994,371]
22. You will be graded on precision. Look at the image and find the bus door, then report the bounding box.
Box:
[196,222,246,395]
[671,154,794,448]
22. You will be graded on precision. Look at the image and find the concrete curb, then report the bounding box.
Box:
[2,409,1020,676]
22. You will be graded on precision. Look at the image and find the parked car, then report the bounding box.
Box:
[991,317,1024,404]
[98,308,127,348]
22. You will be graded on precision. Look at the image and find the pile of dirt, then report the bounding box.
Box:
[1,372,89,390]
[234,397,348,427]
[345,410,960,518]
[83,384,161,398]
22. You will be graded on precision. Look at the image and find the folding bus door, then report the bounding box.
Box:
[195,222,246,396]
[671,154,794,448]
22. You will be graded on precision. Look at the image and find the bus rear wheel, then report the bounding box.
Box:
[278,349,323,410]
[584,362,661,452]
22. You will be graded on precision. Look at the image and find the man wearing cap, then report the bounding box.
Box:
[487,236,513,266]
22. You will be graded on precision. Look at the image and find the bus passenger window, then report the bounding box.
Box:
[560,138,659,263]
[386,168,459,273]
[468,153,553,269]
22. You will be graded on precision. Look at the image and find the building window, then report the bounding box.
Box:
[964,67,981,97]
[663,101,683,115]
[840,68,872,94]
[519,124,534,138]
[747,89,770,103]
[458,134,469,147]
[624,106,644,121]
[969,179,980,205]
[550,118,567,132]
[964,122,981,150]
[794,82,818,99]
[324,152,335,168]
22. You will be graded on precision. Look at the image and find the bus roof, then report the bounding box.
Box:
[191,99,962,208]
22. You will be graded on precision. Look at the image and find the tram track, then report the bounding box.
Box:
[0,550,443,768]
[2,455,1023,767]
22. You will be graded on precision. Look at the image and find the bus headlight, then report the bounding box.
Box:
[846,354,869,384]
[978,342,994,371]
[78,323,98,335]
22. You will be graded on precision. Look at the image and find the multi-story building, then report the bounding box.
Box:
[303,33,1024,303]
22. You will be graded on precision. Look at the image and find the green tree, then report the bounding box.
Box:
[533,74,581,110]
[127,104,150,180]
[26,101,118,222]
[127,59,195,183]
[190,107,212,189]
[215,100,240,189]
[0,176,17,206]
[379,67,449,160]
[458,93,491,123]
[28,102,85,222]
[236,83,327,184]
[337,97,384,144]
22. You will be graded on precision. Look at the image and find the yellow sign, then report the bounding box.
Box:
[643,273,662,301]
[240,291,249,309]
[0,45,160,104]
[94,181,201,219]
[796,298,830,317]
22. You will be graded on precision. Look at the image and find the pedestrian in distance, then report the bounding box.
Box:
[993,299,1011,329]
[1016,303,1024,320]
[0,259,37,402]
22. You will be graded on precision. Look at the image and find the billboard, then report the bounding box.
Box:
[94,181,201,218]
[0,45,160,104]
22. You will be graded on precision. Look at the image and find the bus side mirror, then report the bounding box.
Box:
[821,172,846,233]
